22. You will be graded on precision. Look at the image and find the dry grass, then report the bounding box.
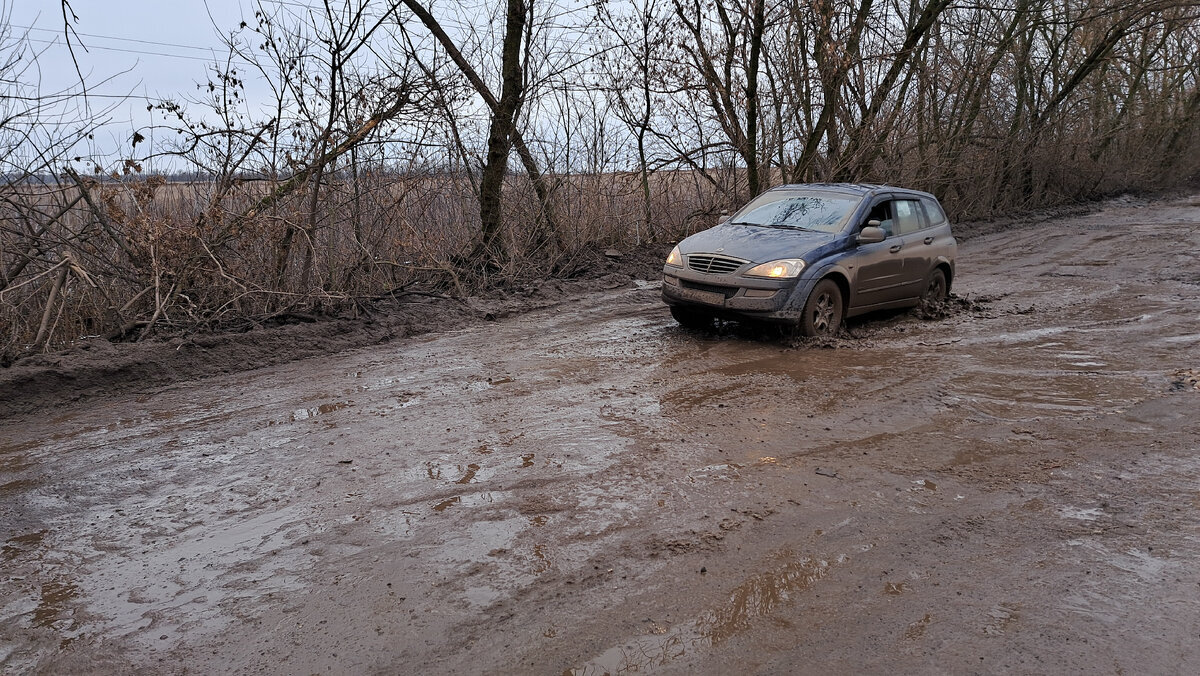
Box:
[0,168,738,362]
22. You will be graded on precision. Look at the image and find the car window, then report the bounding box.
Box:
[865,201,894,237]
[730,192,859,233]
[920,197,947,225]
[893,199,925,235]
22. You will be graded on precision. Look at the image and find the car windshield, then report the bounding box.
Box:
[730,192,858,233]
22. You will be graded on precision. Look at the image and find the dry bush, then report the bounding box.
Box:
[0,165,739,362]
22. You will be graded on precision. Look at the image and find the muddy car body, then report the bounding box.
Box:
[661,183,957,335]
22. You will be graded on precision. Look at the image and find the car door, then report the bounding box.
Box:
[892,198,934,299]
[847,197,909,309]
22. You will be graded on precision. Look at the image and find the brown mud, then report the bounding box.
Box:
[3,195,1200,674]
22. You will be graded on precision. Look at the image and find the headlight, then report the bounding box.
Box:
[666,246,683,267]
[744,259,806,279]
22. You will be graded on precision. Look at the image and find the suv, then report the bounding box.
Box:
[661,183,956,336]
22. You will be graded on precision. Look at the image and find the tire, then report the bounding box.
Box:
[922,268,948,304]
[670,305,714,329]
[800,279,843,337]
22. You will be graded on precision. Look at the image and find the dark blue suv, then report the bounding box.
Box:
[661,183,957,336]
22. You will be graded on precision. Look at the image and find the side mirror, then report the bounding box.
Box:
[857,225,886,245]
[718,209,731,224]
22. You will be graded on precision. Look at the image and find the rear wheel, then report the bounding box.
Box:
[922,268,948,304]
[670,305,715,329]
[800,279,843,337]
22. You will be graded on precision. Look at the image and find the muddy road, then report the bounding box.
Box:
[3,196,1200,674]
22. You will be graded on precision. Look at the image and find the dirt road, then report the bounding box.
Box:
[3,195,1200,674]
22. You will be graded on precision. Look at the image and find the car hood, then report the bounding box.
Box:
[679,222,841,263]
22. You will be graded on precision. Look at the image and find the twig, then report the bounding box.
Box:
[139,282,177,342]
[0,258,71,301]
[33,262,70,349]
[64,253,97,288]
[63,167,140,264]
[0,193,84,292]
[119,285,154,315]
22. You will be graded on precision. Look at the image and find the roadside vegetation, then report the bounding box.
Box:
[2,0,1199,364]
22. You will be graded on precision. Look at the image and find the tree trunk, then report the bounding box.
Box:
[475,0,527,264]
[402,0,558,253]
[745,0,766,196]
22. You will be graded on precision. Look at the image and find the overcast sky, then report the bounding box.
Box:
[10,1,266,162]
[13,1,252,96]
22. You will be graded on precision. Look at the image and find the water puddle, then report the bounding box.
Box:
[75,506,312,643]
[947,371,1130,420]
[1059,506,1106,521]
[716,350,900,383]
[688,464,742,482]
[434,516,528,589]
[1158,333,1200,345]
[963,326,1069,345]
[291,401,352,421]
[570,552,841,674]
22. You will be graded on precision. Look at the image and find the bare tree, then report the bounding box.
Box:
[595,0,673,242]
[671,0,770,198]
[399,0,560,265]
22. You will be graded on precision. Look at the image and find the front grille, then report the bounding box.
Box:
[681,280,739,298]
[687,253,746,274]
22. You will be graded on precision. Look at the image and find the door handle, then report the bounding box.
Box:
[889,244,903,253]
[923,236,935,245]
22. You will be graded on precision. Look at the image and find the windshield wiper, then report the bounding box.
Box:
[732,221,823,231]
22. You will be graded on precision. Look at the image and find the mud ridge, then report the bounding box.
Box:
[0,244,671,418]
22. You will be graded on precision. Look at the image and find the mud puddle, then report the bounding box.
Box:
[570,551,841,675]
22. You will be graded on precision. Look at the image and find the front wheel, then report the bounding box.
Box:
[670,305,715,329]
[799,279,843,337]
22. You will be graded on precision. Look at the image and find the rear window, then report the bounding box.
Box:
[730,192,859,233]
[921,197,947,225]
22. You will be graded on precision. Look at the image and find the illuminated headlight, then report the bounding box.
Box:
[744,259,806,279]
[666,245,683,267]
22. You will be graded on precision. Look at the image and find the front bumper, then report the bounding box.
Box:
[661,266,810,322]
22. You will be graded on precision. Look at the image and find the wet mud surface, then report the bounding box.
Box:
[3,196,1200,673]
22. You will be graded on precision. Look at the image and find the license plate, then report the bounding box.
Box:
[681,288,726,306]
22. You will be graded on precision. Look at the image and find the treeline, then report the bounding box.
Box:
[2,0,1198,360]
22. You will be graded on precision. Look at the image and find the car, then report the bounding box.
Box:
[661,183,956,336]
